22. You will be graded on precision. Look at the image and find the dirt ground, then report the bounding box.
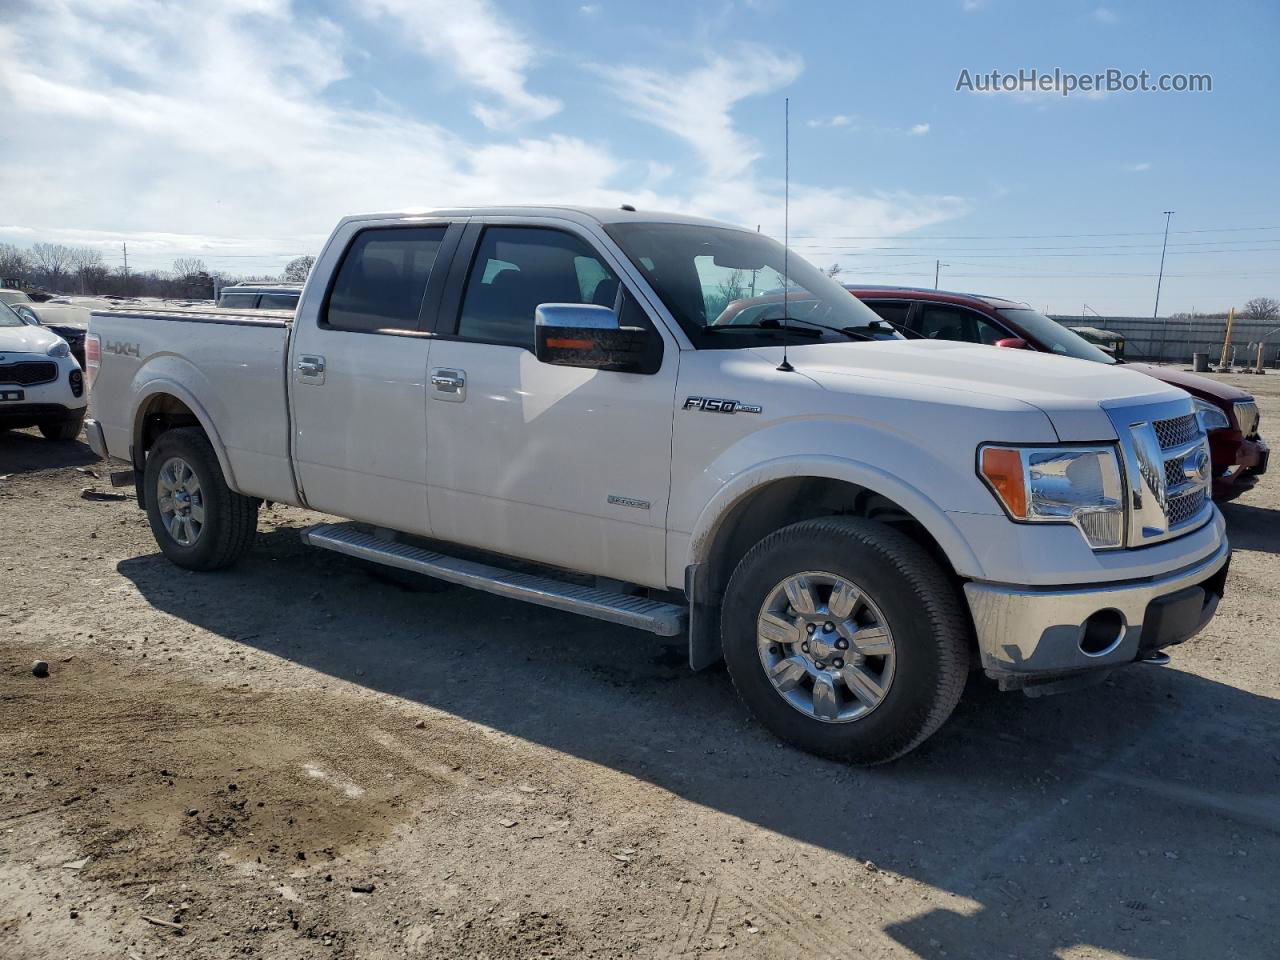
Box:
[2,370,1278,960]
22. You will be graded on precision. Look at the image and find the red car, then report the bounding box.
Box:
[846,286,1269,501]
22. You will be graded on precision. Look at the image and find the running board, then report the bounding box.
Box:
[300,523,687,637]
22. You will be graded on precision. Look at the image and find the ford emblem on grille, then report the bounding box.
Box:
[1183,448,1211,485]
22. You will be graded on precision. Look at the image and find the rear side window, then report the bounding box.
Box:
[455,227,620,349]
[219,292,258,309]
[258,293,299,310]
[863,300,911,327]
[325,227,446,332]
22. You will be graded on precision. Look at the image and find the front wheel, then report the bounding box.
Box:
[722,517,970,765]
[144,427,259,570]
[38,414,84,441]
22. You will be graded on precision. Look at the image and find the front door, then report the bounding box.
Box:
[424,222,678,587]
[290,220,459,534]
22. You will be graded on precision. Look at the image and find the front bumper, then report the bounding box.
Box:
[1211,435,1268,501]
[964,535,1230,683]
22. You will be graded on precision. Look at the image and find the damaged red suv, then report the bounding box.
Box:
[847,286,1269,501]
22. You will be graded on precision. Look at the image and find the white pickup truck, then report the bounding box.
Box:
[85,206,1230,763]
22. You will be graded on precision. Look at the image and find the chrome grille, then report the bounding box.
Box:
[1167,488,1206,526]
[1164,457,1185,490]
[1153,413,1198,449]
[1234,400,1260,437]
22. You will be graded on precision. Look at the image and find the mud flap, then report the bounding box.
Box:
[685,563,723,671]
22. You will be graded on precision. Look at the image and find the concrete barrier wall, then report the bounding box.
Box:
[1051,315,1280,365]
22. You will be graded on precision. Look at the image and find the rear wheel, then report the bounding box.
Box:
[144,427,259,570]
[722,516,970,765]
[38,415,84,441]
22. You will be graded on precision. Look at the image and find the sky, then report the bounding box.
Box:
[1,0,1277,315]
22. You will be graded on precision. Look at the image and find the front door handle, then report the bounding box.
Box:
[430,368,466,402]
[297,355,326,383]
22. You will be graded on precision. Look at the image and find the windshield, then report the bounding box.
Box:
[997,308,1117,364]
[604,222,898,347]
[0,289,33,305]
[0,300,26,327]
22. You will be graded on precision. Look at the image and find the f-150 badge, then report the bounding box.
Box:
[683,396,762,415]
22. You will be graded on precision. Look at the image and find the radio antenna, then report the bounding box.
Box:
[777,96,794,373]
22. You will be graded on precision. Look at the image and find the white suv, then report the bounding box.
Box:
[0,300,87,440]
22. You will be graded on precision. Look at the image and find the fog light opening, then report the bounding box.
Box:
[1080,609,1125,657]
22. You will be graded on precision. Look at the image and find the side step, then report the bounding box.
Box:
[300,522,687,637]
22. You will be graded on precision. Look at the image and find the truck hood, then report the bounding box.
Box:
[758,339,1186,441]
[0,321,62,355]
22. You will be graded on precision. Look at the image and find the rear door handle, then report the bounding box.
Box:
[431,368,466,402]
[297,355,326,383]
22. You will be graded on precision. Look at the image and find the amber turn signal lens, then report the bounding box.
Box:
[980,447,1027,518]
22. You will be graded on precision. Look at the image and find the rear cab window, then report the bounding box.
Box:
[218,292,258,309]
[324,226,447,333]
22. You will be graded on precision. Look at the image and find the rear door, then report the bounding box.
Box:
[289,219,463,534]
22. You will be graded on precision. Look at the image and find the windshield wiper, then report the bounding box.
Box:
[704,320,825,338]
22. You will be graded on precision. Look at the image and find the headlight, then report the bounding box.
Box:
[46,340,71,359]
[1193,398,1230,433]
[979,444,1126,549]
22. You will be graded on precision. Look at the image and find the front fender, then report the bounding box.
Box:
[131,365,238,492]
[686,454,986,580]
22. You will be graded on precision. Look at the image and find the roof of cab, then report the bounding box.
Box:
[338,205,748,231]
[843,284,1028,310]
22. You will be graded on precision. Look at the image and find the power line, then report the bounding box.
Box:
[790,225,1280,241]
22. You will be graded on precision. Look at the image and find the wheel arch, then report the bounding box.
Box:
[684,457,983,670]
[131,381,238,501]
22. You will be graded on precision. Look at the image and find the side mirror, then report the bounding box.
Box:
[534,303,652,373]
[13,305,40,325]
[995,337,1030,350]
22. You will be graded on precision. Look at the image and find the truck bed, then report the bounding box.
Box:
[88,306,298,505]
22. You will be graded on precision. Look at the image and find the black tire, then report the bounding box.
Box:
[144,427,259,570]
[722,517,970,765]
[38,415,84,441]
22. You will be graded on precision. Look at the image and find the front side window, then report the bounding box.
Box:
[862,300,912,328]
[915,304,1009,345]
[603,222,896,347]
[325,226,446,333]
[456,227,621,349]
[997,308,1118,364]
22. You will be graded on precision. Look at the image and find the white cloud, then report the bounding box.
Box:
[961,0,986,11]
[359,0,560,128]
[1093,6,1118,23]
[908,123,930,136]
[604,45,803,182]
[601,49,967,241]
[0,4,968,271]
[807,114,854,128]
[1126,161,1152,172]
[579,4,601,14]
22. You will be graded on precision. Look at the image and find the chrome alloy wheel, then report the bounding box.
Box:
[155,456,205,547]
[756,571,897,723]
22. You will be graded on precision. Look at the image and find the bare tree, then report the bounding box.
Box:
[0,243,29,283]
[172,257,208,279]
[30,243,76,290]
[1243,297,1280,322]
[824,263,843,278]
[282,255,315,282]
[69,246,105,294]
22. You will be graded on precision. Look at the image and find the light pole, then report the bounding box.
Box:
[1152,210,1175,358]
[934,260,949,289]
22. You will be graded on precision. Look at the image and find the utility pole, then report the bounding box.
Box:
[1153,210,1174,360]
[934,260,949,289]
[122,242,130,296]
